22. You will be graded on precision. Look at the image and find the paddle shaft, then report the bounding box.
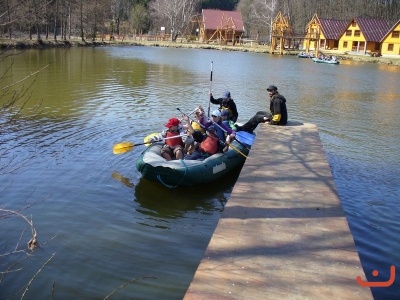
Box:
[178,108,247,158]
[207,61,213,117]
[205,117,249,158]
[178,108,218,139]
[137,134,187,147]
[179,108,197,122]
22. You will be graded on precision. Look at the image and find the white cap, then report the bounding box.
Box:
[211,110,221,117]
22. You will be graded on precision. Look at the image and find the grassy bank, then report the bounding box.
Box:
[1,37,400,66]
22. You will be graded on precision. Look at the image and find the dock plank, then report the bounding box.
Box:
[184,122,372,299]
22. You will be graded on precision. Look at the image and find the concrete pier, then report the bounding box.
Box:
[184,122,372,299]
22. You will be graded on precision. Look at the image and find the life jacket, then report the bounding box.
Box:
[199,134,219,155]
[220,108,232,118]
[165,130,183,147]
[221,103,234,118]
[191,121,205,133]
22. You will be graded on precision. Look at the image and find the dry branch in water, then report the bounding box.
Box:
[104,276,157,299]
[21,252,56,300]
[0,208,38,250]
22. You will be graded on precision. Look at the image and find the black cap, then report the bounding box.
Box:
[267,85,278,91]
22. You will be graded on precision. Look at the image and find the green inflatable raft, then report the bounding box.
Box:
[136,139,251,188]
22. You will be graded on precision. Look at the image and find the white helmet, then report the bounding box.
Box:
[211,110,221,117]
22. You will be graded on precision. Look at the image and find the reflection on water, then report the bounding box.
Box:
[135,179,224,219]
[134,167,242,220]
[1,46,399,299]
[111,172,135,188]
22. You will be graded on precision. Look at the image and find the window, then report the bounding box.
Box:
[351,21,356,27]
[388,44,394,51]
[354,30,361,37]
[346,30,352,36]
[392,31,399,38]
[343,41,348,48]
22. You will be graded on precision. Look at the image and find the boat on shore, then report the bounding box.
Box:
[297,52,314,58]
[135,139,250,188]
[312,57,340,64]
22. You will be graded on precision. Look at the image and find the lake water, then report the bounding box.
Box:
[1,46,399,299]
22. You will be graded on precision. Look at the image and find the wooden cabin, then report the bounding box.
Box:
[199,9,245,45]
[270,12,294,54]
[302,14,348,53]
[381,19,400,56]
[338,17,390,55]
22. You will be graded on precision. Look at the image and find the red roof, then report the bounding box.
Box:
[319,19,348,40]
[202,9,244,32]
[353,17,391,42]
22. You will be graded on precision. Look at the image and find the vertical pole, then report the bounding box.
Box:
[208,61,213,117]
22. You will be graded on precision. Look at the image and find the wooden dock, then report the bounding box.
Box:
[184,122,372,299]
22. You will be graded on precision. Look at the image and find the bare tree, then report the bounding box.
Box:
[237,0,278,43]
[2,0,399,43]
[78,0,85,40]
[75,0,110,41]
[110,0,140,36]
[237,0,255,37]
[149,0,201,41]
[237,0,400,41]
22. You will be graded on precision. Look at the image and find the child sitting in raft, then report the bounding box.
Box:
[150,117,186,161]
[184,106,208,154]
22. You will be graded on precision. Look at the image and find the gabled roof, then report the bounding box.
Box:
[305,14,347,40]
[202,9,244,32]
[272,11,293,35]
[319,19,348,40]
[273,11,290,27]
[353,17,390,42]
[382,19,400,41]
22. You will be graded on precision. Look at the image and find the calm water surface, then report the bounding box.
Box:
[1,46,399,299]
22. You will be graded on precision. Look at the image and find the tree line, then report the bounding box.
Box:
[241,0,400,41]
[0,0,399,43]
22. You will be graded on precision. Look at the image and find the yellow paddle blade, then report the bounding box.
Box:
[143,132,159,146]
[112,141,134,154]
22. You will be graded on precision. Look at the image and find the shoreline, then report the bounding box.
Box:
[1,38,400,66]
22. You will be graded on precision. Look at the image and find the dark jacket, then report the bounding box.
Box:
[210,96,239,122]
[270,93,288,125]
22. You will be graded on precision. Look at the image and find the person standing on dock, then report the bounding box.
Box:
[236,85,288,133]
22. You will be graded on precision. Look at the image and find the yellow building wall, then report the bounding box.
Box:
[338,22,379,53]
[381,23,400,56]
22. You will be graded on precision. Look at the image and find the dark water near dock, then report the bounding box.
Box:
[1,46,399,299]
